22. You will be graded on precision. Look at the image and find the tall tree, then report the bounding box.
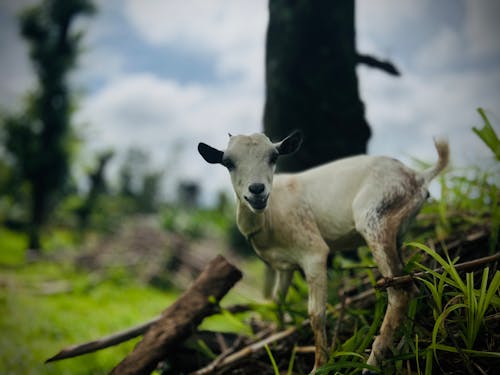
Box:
[264,0,399,172]
[3,0,95,251]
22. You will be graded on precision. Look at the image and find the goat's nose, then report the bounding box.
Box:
[249,183,265,195]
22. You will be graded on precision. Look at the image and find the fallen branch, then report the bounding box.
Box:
[46,303,252,363]
[46,316,159,363]
[376,252,500,290]
[109,255,242,375]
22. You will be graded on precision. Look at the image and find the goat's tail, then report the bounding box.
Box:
[421,138,450,184]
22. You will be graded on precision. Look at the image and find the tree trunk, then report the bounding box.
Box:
[263,0,370,172]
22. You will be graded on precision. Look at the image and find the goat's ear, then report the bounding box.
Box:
[198,143,224,164]
[276,130,303,155]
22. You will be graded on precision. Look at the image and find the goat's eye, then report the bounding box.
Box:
[222,158,235,171]
[269,152,279,165]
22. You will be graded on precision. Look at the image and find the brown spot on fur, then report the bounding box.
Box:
[375,166,421,218]
[286,177,298,192]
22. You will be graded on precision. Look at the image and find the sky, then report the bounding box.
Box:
[1,0,499,203]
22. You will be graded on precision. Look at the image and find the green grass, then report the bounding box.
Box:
[409,242,500,374]
[0,227,27,266]
[0,244,178,375]
[0,228,264,375]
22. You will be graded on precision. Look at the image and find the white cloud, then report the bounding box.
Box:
[414,27,463,71]
[357,0,500,172]
[412,0,500,72]
[464,0,500,61]
[71,0,269,202]
[360,65,500,168]
[356,0,431,53]
[124,0,267,86]
[0,1,37,110]
[76,72,263,200]
[125,0,267,52]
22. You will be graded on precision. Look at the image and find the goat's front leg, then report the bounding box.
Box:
[303,253,329,373]
[272,269,294,326]
[263,265,276,299]
[273,269,293,302]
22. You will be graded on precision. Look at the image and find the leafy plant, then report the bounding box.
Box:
[473,107,500,160]
[409,242,500,373]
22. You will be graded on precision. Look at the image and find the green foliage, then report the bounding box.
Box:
[118,147,163,214]
[473,107,500,160]
[317,289,385,375]
[0,227,28,265]
[409,242,500,373]
[264,344,280,375]
[162,205,233,239]
[0,260,175,375]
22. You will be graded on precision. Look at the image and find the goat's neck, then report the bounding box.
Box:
[236,198,266,240]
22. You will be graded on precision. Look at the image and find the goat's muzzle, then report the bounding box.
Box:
[244,193,269,212]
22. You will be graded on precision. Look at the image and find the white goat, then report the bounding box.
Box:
[198,131,449,373]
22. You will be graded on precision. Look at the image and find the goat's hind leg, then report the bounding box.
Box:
[356,214,414,373]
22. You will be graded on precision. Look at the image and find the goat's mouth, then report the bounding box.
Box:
[244,194,269,211]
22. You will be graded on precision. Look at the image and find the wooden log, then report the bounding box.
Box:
[109,255,242,375]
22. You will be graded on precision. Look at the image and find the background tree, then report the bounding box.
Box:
[118,148,163,214]
[264,0,399,172]
[75,150,114,233]
[2,0,95,251]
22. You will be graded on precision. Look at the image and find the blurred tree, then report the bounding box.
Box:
[118,148,163,214]
[76,150,114,233]
[137,171,163,213]
[264,0,399,172]
[177,181,200,209]
[2,0,95,251]
[119,148,147,199]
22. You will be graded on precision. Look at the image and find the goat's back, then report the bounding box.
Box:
[273,155,425,244]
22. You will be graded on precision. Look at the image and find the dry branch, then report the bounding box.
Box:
[46,304,252,363]
[191,325,301,375]
[46,316,159,363]
[375,252,500,290]
[107,255,242,375]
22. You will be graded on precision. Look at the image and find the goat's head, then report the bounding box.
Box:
[198,131,302,213]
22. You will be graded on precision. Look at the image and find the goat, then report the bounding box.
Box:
[198,131,449,373]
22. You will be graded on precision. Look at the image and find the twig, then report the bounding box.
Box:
[375,252,500,290]
[190,325,302,375]
[197,325,275,374]
[46,317,159,363]
[333,288,375,311]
